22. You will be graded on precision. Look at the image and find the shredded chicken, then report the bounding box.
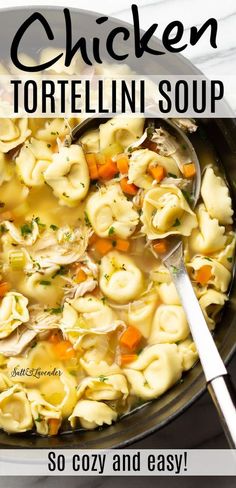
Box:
[0,325,37,356]
[172,118,198,133]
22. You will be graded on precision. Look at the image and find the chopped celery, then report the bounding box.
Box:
[100,143,123,159]
[9,251,26,270]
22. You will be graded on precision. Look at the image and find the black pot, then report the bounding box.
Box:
[0,6,235,449]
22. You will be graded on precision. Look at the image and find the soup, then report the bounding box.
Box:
[0,114,234,437]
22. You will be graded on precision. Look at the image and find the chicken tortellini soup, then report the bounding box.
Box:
[0,114,234,437]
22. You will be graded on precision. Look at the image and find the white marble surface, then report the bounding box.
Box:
[0,0,236,76]
[0,1,235,486]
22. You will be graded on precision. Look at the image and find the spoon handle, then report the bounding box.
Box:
[164,242,236,448]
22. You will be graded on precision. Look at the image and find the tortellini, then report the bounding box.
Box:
[178,337,198,371]
[141,186,197,239]
[60,296,121,347]
[123,344,183,400]
[44,145,89,206]
[149,305,189,344]
[201,167,233,224]
[99,117,145,150]
[0,119,31,153]
[0,292,29,339]
[85,184,139,238]
[187,256,231,293]
[158,282,180,305]
[0,385,33,433]
[76,374,129,401]
[16,137,53,187]
[198,289,227,330]
[80,129,100,153]
[69,399,117,430]
[189,204,226,254]
[128,149,180,189]
[0,152,12,185]
[99,251,143,303]
[27,389,62,436]
[127,292,158,338]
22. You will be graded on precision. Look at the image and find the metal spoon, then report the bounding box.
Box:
[70,117,236,448]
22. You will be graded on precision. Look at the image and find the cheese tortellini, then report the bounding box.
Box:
[0,119,30,153]
[0,385,33,433]
[0,292,29,339]
[69,399,117,430]
[16,138,53,187]
[99,117,145,150]
[99,251,143,303]
[189,204,227,254]
[128,149,180,189]
[85,184,139,238]
[149,305,189,344]
[123,344,183,400]
[141,186,197,239]
[44,145,90,206]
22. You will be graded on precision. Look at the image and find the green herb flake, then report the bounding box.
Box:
[34,217,46,229]
[173,218,181,227]
[171,265,179,275]
[20,222,33,237]
[104,274,109,281]
[98,375,108,383]
[50,224,59,231]
[147,126,155,139]
[227,257,233,263]
[39,280,51,286]
[167,172,177,179]
[35,415,43,423]
[182,189,194,205]
[108,226,115,236]
[47,144,51,148]
[84,211,91,227]
[48,307,63,315]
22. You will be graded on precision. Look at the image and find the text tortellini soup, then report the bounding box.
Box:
[0,114,234,437]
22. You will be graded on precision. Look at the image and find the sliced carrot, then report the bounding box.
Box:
[0,281,10,298]
[115,239,130,252]
[153,240,168,254]
[119,326,142,351]
[195,265,212,285]
[120,354,138,366]
[98,160,118,180]
[86,153,99,180]
[117,154,129,174]
[75,268,87,284]
[183,163,196,179]
[53,340,76,360]
[120,177,138,196]
[48,418,61,436]
[89,233,99,247]
[149,165,166,182]
[95,238,113,256]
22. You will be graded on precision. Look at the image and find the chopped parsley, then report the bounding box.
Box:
[35,414,43,422]
[173,218,181,227]
[50,224,59,231]
[34,217,46,229]
[182,189,194,205]
[84,211,91,227]
[0,224,7,234]
[227,257,233,263]
[108,226,115,236]
[98,375,108,383]
[80,182,85,188]
[47,143,51,148]
[39,280,51,286]
[20,222,33,237]
[62,192,69,198]
[167,172,177,179]
[205,257,213,262]
[171,265,179,275]
[47,307,63,315]
[104,274,109,281]
[52,266,68,278]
